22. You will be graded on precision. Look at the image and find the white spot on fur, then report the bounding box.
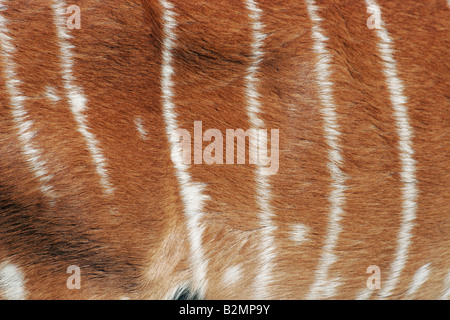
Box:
[135,116,148,140]
[222,265,243,286]
[405,263,431,299]
[0,261,27,300]
[364,0,418,300]
[304,0,347,300]
[290,224,309,244]
[244,0,278,300]
[159,0,209,297]
[52,0,115,195]
[44,86,60,103]
[0,5,57,200]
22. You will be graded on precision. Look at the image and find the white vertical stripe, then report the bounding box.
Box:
[52,0,115,195]
[405,263,431,299]
[0,261,27,300]
[244,0,277,300]
[364,0,419,300]
[304,0,347,300]
[159,0,209,297]
[0,4,57,200]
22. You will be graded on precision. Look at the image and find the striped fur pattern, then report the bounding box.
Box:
[0,0,449,299]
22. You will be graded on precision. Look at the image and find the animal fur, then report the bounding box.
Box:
[0,0,448,299]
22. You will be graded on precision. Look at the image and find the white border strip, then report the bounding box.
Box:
[159,0,209,296]
[304,0,347,300]
[364,0,418,300]
[0,5,57,200]
[52,0,115,195]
